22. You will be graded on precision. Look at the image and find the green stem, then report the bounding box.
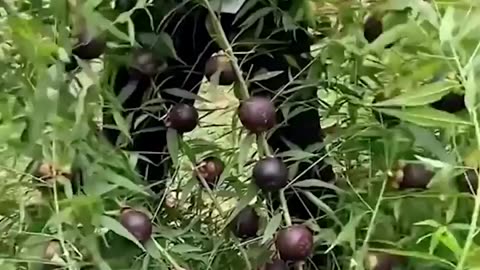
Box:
[196,171,226,218]
[151,238,186,270]
[201,0,250,100]
[279,189,292,226]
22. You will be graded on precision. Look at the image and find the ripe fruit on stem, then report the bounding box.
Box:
[275,225,313,262]
[204,54,236,85]
[395,163,434,190]
[120,208,152,242]
[72,30,106,60]
[167,104,199,133]
[364,16,383,43]
[231,206,260,239]
[431,92,466,113]
[253,157,288,192]
[238,96,276,134]
[196,157,224,187]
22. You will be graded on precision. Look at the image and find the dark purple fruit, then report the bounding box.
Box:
[275,225,313,262]
[72,30,106,60]
[366,252,404,270]
[232,206,260,239]
[253,157,288,192]
[364,16,383,43]
[457,169,478,194]
[398,163,434,189]
[204,54,236,85]
[120,208,152,242]
[431,92,466,113]
[238,96,276,134]
[265,259,288,270]
[130,49,163,77]
[196,157,224,186]
[167,104,199,133]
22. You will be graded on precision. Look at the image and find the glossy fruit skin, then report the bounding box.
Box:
[232,206,260,239]
[130,49,162,77]
[431,93,466,113]
[253,157,288,192]
[168,104,199,133]
[204,55,236,85]
[120,209,152,242]
[399,164,434,189]
[367,252,404,270]
[238,96,276,134]
[72,31,106,60]
[364,16,383,43]
[265,259,288,270]
[457,169,478,194]
[275,225,313,262]
[196,157,224,186]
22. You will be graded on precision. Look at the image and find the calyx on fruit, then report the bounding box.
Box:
[167,103,199,133]
[238,96,276,134]
[264,259,288,270]
[120,208,152,242]
[393,163,434,189]
[231,206,260,239]
[196,157,224,187]
[72,29,106,60]
[275,225,313,262]
[253,157,288,192]
[363,15,383,43]
[204,54,236,85]
[457,169,479,194]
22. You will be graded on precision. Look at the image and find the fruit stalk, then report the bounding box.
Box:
[195,168,226,217]
[279,189,292,227]
[201,0,250,100]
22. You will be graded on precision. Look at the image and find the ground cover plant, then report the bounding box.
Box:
[0,0,479,270]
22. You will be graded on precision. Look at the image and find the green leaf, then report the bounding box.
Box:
[137,32,180,61]
[222,184,258,231]
[103,169,148,195]
[100,215,145,251]
[368,247,455,268]
[326,212,365,253]
[162,88,210,103]
[166,128,179,167]
[170,244,203,254]
[238,133,255,172]
[250,71,284,82]
[301,191,341,225]
[292,179,344,193]
[261,212,282,244]
[112,110,132,142]
[465,68,477,112]
[439,6,455,43]
[376,107,472,127]
[240,7,274,29]
[406,124,454,163]
[372,81,457,107]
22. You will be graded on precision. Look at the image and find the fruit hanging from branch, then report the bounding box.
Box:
[195,156,224,187]
[231,206,260,239]
[238,96,276,134]
[167,104,199,133]
[204,54,237,86]
[275,225,313,262]
[253,157,288,192]
[120,208,152,243]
